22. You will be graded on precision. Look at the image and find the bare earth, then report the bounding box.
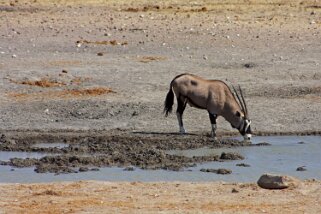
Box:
[0,0,321,213]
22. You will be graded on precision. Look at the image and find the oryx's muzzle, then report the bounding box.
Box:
[244,133,252,141]
[240,119,252,141]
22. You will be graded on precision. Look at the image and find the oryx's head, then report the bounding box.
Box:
[232,85,252,141]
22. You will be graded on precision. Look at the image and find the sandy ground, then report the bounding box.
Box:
[0,0,321,213]
[0,180,320,213]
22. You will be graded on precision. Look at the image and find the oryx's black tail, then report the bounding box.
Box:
[164,84,174,117]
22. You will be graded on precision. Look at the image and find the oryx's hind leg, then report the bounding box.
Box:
[176,96,187,134]
[208,112,217,139]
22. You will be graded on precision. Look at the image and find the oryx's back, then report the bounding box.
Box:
[171,74,233,111]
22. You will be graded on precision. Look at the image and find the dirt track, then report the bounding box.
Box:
[0,0,321,213]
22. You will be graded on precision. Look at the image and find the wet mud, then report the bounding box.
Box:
[200,168,232,175]
[0,131,256,174]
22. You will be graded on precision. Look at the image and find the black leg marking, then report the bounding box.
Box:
[209,113,217,125]
[176,96,187,133]
[208,112,217,138]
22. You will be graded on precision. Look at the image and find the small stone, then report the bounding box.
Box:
[79,167,89,172]
[236,163,251,167]
[200,168,232,174]
[62,69,68,73]
[257,174,300,189]
[220,152,244,160]
[12,54,17,58]
[255,142,271,146]
[97,52,104,56]
[243,63,256,68]
[231,188,239,193]
[216,168,232,174]
[296,166,307,171]
[124,166,135,171]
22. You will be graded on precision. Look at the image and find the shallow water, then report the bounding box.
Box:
[32,143,69,149]
[0,136,320,183]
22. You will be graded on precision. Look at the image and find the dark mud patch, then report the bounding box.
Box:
[236,163,251,167]
[220,152,244,160]
[200,168,232,174]
[0,132,250,174]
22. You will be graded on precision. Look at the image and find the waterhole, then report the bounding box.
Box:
[0,136,320,183]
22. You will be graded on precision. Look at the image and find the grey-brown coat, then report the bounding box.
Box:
[164,73,252,140]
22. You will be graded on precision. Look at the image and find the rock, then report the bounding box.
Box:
[257,174,300,189]
[296,166,307,171]
[79,167,89,172]
[231,188,239,193]
[200,168,232,174]
[0,134,7,143]
[124,166,135,171]
[254,142,271,146]
[220,152,244,160]
[216,168,232,174]
[236,163,251,167]
[97,52,104,56]
[243,62,256,68]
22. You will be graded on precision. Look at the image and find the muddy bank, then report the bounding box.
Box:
[0,131,253,174]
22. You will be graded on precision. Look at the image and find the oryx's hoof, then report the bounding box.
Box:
[179,128,187,134]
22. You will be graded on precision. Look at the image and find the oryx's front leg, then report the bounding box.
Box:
[176,96,187,134]
[208,112,217,139]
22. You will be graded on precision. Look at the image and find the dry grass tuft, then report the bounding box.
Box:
[10,78,66,88]
[137,56,166,63]
[8,87,115,101]
[76,40,128,46]
[33,190,63,196]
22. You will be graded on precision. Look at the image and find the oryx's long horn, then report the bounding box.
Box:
[232,85,246,115]
[238,85,248,116]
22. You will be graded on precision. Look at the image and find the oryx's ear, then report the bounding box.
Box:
[236,111,241,117]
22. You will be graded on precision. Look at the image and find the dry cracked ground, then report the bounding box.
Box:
[0,0,321,213]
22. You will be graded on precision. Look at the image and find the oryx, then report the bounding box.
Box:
[164,73,252,140]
